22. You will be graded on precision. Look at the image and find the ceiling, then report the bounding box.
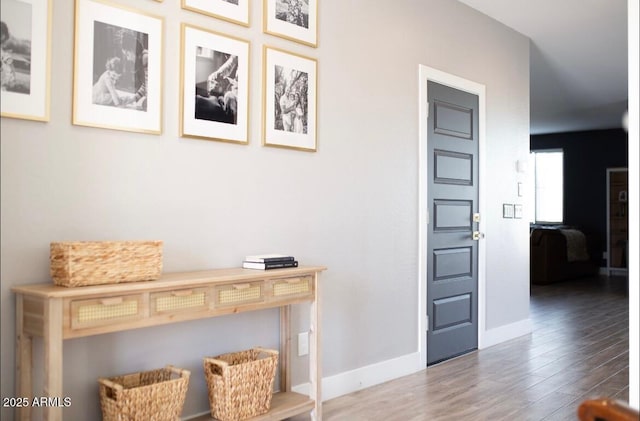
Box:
[458,0,628,135]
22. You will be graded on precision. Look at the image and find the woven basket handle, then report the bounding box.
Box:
[204,356,229,368]
[98,378,124,400]
[165,364,191,378]
[165,365,191,379]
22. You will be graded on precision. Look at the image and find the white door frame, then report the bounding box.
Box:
[418,65,487,368]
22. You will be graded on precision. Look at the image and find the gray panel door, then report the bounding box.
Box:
[427,81,479,365]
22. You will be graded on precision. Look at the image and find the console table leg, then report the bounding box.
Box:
[43,298,63,421]
[310,273,322,420]
[16,294,32,421]
[279,305,291,392]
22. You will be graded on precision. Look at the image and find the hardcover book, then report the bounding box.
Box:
[242,260,299,270]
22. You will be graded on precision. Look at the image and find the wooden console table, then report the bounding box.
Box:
[13,265,326,421]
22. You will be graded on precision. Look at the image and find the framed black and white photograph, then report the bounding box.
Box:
[263,46,316,151]
[182,0,249,27]
[73,0,163,134]
[180,24,249,144]
[0,0,51,121]
[264,0,317,47]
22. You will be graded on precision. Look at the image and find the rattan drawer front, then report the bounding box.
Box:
[151,288,208,315]
[71,295,143,330]
[272,276,313,300]
[214,282,264,307]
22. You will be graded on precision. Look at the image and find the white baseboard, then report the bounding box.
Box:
[479,318,532,349]
[292,320,534,403]
[292,352,421,402]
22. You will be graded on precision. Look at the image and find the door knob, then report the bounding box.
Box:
[472,231,485,240]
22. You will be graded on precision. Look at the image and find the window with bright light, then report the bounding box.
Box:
[530,150,564,223]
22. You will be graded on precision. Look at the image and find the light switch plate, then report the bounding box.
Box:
[514,204,523,219]
[503,204,514,218]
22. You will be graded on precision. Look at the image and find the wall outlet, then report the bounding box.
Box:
[298,332,309,356]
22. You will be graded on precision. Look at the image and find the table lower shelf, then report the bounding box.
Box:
[191,391,315,421]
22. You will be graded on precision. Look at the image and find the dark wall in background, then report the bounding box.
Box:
[530,128,628,266]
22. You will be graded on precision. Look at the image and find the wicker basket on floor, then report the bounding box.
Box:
[99,365,190,421]
[203,348,278,421]
[50,241,163,287]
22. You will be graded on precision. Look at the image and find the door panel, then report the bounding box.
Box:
[433,247,472,280]
[433,294,472,330]
[433,200,472,231]
[433,100,473,139]
[435,150,473,185]
[427,81,479,365]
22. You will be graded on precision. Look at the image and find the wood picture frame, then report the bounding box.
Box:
[72,0,164,134]
[0,0,52,122]
[180,24,250,144]
[263,46,317,152]
[264,0,317,47]
[182,0,249,27]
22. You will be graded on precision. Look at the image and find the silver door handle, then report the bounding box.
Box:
[472,231,485,240]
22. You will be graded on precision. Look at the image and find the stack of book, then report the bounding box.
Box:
[242,254,298,270]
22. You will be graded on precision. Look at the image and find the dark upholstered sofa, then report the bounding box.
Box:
[530,227,598,284]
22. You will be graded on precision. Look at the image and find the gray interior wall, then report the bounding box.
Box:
[0,1,530,419]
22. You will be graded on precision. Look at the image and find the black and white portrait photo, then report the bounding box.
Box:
[73,0,162,133]
[180,25,248,143]
[275,0,309,29]
[274,65,308,134]
[194,47,238,125]
[92,21,149,111]
[1,0,32,94]
[263,47,316,151]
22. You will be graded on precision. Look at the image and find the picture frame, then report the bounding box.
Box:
[264,0,317,47]
[180,24,249,144]
[182,0,249,27]
[0,0,52,122]
[73,0,163,134]
[263,46,317,151]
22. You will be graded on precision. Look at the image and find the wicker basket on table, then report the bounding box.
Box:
[99,365,190,421]
[203,348,279,421]
[50,241,162,287]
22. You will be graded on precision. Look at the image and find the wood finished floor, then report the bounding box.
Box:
[291,275,630,421]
